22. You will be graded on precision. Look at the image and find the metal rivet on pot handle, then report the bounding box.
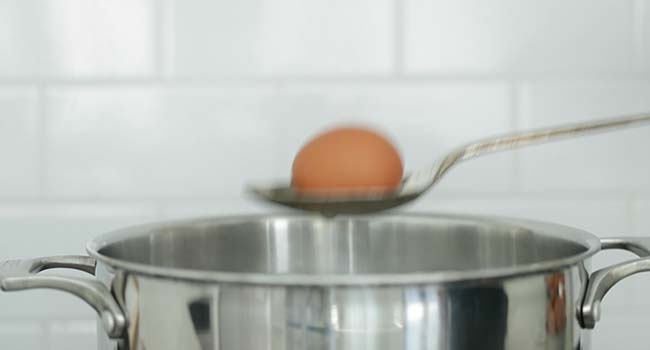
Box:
[0,256,127,338]
[580,237,650,329]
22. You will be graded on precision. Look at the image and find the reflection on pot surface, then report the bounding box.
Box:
[546,273,567,334]
[107,266,581,350]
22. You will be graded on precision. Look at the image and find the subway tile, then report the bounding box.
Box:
[44,87,283,198]
[0,321,45,350]
[409,195,629,236]
[278,82,514,193]
[0,0,154,78]
[166,0,393,76]
[518,81,650,192]
[0,203,156,321]
[158,197,284,220]
[405,0,636,74]
[642,1,650,72]
[0,202,157,258]
[0,89,39,196]
[48,320,97,350]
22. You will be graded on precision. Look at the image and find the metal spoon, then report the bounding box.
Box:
[249,113,650,215]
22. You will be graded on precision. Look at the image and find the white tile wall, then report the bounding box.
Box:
[158,198,278,219]
[409,196,630,236]
[0,0,155,78]
[167,0,394,76]
[0,0,649,348]
[519,80,650,192]
[591,304,650,350]
[405,0,638,74]
[44,87,284,198]
[632,198,650,236]
[0,321,46,350]
[48,320,97,350]
[0,89,39,196]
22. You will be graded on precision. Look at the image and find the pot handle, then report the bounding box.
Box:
[0,256,126,338]
[580,237,650,329]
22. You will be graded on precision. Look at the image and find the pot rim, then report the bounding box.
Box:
[86,212,601,286]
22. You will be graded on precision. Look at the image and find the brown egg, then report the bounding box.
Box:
[291,127,403,194]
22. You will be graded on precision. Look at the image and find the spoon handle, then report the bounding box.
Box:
[461,113,650,159]
[427,113,650,187]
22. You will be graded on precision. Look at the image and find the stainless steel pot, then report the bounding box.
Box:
[1,213,649,350]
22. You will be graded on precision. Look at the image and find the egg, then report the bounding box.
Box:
[291,127,403,194]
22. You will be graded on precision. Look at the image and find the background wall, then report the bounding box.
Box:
[1,0,650,349]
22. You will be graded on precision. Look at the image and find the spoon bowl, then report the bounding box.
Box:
[249,181,421,215]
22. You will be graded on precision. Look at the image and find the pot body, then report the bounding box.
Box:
[9,214,649,350]
[96,261,590,350]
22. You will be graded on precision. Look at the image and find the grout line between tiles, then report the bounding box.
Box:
[509,80,524,192]
[153,200,167,220]
[0,198,162,205]
[153,0,165,77]
[4,72,650,87]
[41,320,50,350]
[160,0,175,78]
[393,0,405,75]
[509,80,526,192]
[625,194,637,235]
[35,86,47,199]
[508,81,519,132]
[633,0,647,67]
[0,191,644,204]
